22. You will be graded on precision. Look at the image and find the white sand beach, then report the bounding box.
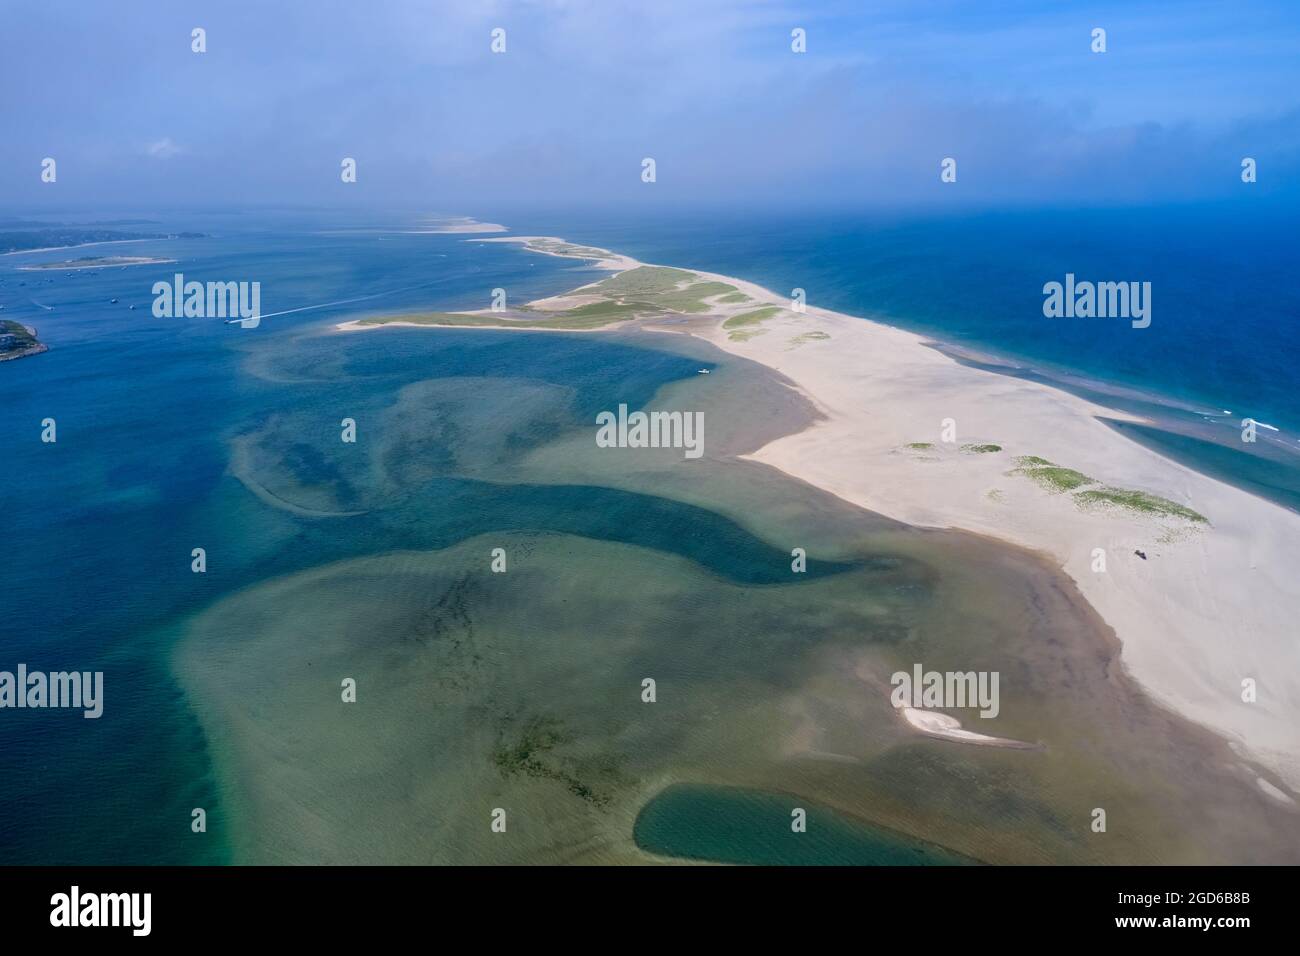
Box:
[339,236,1300,792]
[414,216,508,234]
[897,706,1036,748]
[688,266,1300,792]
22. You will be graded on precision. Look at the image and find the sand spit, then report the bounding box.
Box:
[336,234,1300,792]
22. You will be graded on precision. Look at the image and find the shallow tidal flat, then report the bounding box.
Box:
[176,323,1300,864]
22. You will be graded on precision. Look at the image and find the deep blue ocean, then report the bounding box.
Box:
[497,202,1300,509]
[0,204,1295,863]
[506,203,1300,436]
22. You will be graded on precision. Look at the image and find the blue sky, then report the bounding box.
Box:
[2,0,1297,209]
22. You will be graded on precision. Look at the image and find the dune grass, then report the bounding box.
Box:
[1074,487,1207,523]
[364,264,747,333]
[651,281,740,313]
[524,239,612,260]
[1007,455,1209,523]
[580,265,697,297]
[1009,456,1094,493]
[358,304,655,331]
[722,306,782,330]
[789,331,831,347]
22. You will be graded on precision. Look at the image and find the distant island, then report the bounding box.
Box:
[0,320,47,361]
[18,255,176,271]
[409,216,507,234]
[0,226,207,256]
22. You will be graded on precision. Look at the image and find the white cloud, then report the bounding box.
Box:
[146,137,183,159]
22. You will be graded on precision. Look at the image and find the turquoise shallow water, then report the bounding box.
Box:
[2,207,1296,864]
[634,784,974,865]
[0,217,759,863]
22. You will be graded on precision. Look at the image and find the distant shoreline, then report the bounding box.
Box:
[0,322,47,361]
[1,237,155,257]
[413,216,508,234]
[0,344,47,361]
[18,255,177,271]
[1,234,204,257]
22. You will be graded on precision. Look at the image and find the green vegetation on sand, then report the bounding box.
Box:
[357,302,662,331]
[522,239,612,260]
[1009,455,1094,492]
[580,268,739,313]
[1008,455,1209,523]
[722,306,781,330]
[363,264,744,331]
[580,265,696,297]
[1074,487,1207,524]
[789,331,831,347]
[651,281,739,313]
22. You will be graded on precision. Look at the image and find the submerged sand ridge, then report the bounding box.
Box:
[341,234,1300,794]
[176,532,1300,865]
[175,296,1300,863]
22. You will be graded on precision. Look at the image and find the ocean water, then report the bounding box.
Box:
[634,784,975,866]
[1,218,886,864]
[2,208,1297,866]
[496,202,1300,508]
[0,223,613,862]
